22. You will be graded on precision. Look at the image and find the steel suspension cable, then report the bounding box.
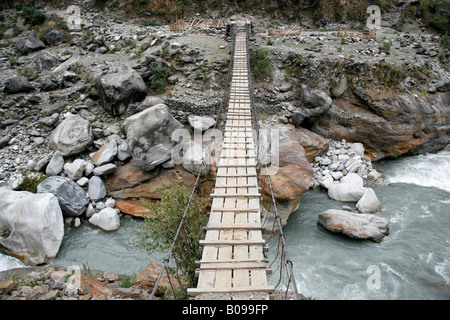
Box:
[244,22,301,300]
[149,27,237,300]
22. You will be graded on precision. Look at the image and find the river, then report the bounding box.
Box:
[1,151,449,299]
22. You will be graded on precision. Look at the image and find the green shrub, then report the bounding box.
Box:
[149,67,169,94]
[17,5,45,26]
[21,172,47,193]
[440,34,450,50]
[419,0,450,33]
[250,46,273,81]
[132,183,207,289]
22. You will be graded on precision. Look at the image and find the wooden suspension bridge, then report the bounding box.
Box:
[186,24,275,300]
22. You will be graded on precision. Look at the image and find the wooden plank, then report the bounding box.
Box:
[187,286,274,296]
[204,224,263,230]
[210,207,259,212]
[198,262,267,270]
[210,193,261,198]
[199,240,266,246]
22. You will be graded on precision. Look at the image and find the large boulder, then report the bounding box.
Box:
[317,209,389,242]
[3,76,35,94]
[0,188,64,265]
[42,29,66,46]
[37,176,89,217]
[299,84,333,120]
[15,30,45,54]
[328,173,367,202]
[260,124,313,224]
[34,51,59,71]
[49,114,93,156]
[98,67,147,116]
[122,104,184,171]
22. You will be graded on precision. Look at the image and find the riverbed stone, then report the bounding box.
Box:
[318,209,389,242]
[49,115,94,157]
[46,151,65,176]
[356,188,382,213]
[37,176,89,217]
[328,173,367,202]
[121,104,184,171]
[88,176,106,201]
[88,207,120,232]
[98,67,147,116]
[0,188,64,265]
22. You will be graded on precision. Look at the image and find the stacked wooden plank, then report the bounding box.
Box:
[187,30,274,300]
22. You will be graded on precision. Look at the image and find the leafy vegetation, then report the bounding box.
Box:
[149,67,170,94]
[250,46,273,81]
[21,172,47,193]
[419,0,450,34]
[15,4,46,26]
[132,183,207,289]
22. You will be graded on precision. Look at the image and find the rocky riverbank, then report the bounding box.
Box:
[0,261,172,300]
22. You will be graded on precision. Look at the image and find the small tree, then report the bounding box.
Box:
[132,183,207,290]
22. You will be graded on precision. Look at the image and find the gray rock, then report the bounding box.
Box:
[0,188,64,265]
[4,76,35,94]
[15,31,45,54]
[98,67,147,116]
[41,75,59,91]
[63,159,87,180]
[122,104,184,171]
[279,83,292,93]
[300,85,332,119]
[46,151,65,176]
[350,143,365,157]
[328,173,367,202]
[291,112,306,126]
[187,115,216,132]
[37,176,89,217]
[43,29,66,46]
[34,153,53,172]
[356,188,382,213]
[88,176,106,201]
[49,114,93,156]
[134,96,165,114]
[35,51,59,71]
[331,77,348,98]
[76,176,89,187]
[62,71,79,87]
[105,198,116,208]
[89,208,120,232]
[84,162,95,176]
[0,136,11,149]
[117,140,131,161]
[182,142,210,176]
[91,139,117,166]
[93,163,117,176]
[318,209,389,242]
